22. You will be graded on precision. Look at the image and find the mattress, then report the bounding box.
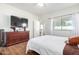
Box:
[26,35,68,55]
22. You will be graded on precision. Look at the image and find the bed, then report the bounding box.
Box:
[26,35,79,55]
[26,35,68,55]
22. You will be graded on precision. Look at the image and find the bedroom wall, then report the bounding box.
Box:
[39,4,79,37]
[0,4,40,38]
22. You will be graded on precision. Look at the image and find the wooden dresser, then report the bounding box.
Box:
[6,31,29,47]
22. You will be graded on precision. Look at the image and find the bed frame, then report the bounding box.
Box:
[63,44,79,55]
[26,50,40,55]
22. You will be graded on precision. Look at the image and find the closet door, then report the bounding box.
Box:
[33,20,40,37]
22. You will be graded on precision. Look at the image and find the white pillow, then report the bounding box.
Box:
[65,40,69,44]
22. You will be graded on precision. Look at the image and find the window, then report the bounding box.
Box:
[53,17,61,30]
[53,14,74,31]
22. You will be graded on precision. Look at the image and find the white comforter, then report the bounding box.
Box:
[26,35,68,55]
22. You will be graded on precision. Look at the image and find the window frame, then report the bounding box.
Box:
[53,14,74,31]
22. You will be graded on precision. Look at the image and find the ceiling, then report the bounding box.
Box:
[8,3,77,16]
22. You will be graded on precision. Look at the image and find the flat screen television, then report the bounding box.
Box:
[11,16,28,27]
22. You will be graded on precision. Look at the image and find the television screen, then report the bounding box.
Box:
[11,16,28,27]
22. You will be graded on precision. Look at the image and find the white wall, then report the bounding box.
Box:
[74,14,79,35]
[39,4,79,37]
[43,19,51,35]
[0,4,40,38]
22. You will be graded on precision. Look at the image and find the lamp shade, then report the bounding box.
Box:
[22,23,27,27]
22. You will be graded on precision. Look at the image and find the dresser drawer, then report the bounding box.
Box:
[6,31,29,46]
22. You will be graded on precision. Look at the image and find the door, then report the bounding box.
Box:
[33,20,40,37]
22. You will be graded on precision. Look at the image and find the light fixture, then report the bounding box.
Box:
[22,23,27,31]
[40,24,44,29]
[22,23,27,27]
[37,3,44,7]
